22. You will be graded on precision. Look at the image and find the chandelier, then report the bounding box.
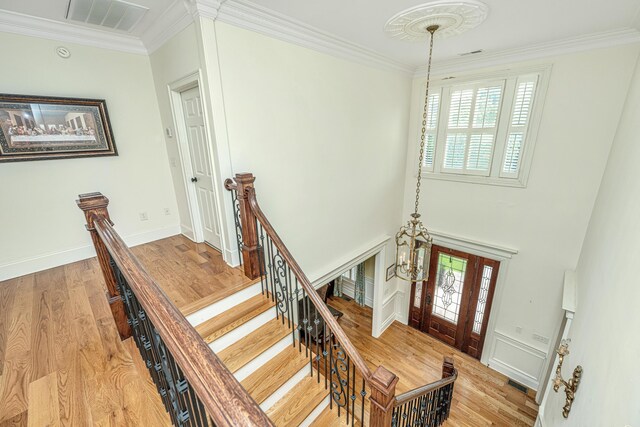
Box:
[395,25,439,282]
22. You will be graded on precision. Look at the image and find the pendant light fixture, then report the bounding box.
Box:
[395,25,439,282]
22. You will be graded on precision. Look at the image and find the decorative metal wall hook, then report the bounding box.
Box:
[552,339,583,418]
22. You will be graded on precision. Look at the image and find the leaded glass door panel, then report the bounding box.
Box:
[409,245,500,359]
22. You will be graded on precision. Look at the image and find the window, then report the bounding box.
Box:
[341,266,357,282]
[419,66,549,186]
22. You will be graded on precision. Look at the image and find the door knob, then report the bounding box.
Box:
[191,177,198,183]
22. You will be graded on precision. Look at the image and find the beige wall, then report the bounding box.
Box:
[541,54,640,427]
[148,24,202,240]
[399,44,640,389]
[213,22,412,282]
[0,31,179,280]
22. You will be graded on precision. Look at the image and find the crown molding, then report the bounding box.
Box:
[187,0,223,20]
[0,9,146,55]
[215,0,413,74]
[142,0,193,53]
[414,27,640,78]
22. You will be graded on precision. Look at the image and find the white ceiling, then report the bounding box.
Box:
[247,0,640,67]
[0,0,639,68]
[0,0,175,37]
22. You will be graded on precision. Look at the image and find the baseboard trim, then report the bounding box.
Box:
[340,278,374,307]
[180,224,195,241]
[0,225,181,282]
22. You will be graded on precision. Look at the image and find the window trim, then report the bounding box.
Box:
[415,64,552,188]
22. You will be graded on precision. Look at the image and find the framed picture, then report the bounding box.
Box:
[386,264,396,281]
[0,94,117,162]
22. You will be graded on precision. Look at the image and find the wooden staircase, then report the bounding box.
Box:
[187,282,358,426]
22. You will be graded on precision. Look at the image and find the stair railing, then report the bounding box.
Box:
[226,173,401,426]
[77,192,273,427]
[391,357,457,427]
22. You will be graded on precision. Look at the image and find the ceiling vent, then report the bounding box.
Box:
[65,0,149,32]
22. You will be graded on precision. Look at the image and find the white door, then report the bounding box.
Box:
[180,87,221,249]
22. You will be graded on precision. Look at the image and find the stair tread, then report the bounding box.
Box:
[241,345,309,404]
[180,277,262,316]
[195,293,275,343]
[217,318,291,372]
[266,375,329,426]
[310,405,351,427]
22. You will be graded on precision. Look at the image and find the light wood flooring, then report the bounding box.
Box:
[130,235,255,315]
[0,234,538,426]
[328,297,539,426]
[0,256,172,426]
[0,235,250,426]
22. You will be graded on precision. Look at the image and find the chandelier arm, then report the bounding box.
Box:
[414,26,438,217]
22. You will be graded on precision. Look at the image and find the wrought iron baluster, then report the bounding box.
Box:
[314,306,320,383]
[329,327,333,410]
[266,236,276,311]
[323,321,328,390]
[350,358,356,425]
[255,220,267,296]
[360,378,366,426]
[230,188,243,266]
[306,294,313,374]
[295,278,302,352]
[285,265,293,331]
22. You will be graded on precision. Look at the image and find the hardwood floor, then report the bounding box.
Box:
[328,297,539,426]
[0,234,538,426]
[0,235,250,426]
[130,235,256,315]
[0,258,171,426]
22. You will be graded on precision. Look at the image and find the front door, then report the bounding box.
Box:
[180,87,221,249]
[409,245,499,359]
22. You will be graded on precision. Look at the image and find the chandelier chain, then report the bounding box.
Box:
[414,26,437,217]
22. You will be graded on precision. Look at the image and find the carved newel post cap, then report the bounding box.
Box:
[76,192,112,230]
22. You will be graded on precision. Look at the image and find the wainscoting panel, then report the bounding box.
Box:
[487,331,547,390]
[339,277,374,307]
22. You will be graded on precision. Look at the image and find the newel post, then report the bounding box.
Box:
[369,365,399,427]
[234,173,261,279]
[76,192,131,340]
[442,356,455,378]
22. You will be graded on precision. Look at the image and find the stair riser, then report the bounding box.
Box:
[260,364,311,411]
[209,306,278,352]
[234,336,294,381]
[300,395,330,427]
[186,282,263,327]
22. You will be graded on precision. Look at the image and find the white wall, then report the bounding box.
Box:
[398,45,640,389]
[541,55,640,427]
[0,32,180,281]
[212,22,412,290]
[148,24,202,240]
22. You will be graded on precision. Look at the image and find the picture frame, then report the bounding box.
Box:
[0,94,117,162]
[386,263,396,281]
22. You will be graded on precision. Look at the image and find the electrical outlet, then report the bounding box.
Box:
[139,212,148,221]
[533,333,550,344]
[163,208,171,216]
[170,157,177,167]
[515,326,523,334]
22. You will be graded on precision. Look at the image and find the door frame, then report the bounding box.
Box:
[425,231,517,365]
[418,245,481,351]
[309,237,390,338]
[168,71,222,247]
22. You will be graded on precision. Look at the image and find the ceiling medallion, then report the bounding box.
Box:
[384,0,489,41]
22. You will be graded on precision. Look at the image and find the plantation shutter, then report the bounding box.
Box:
[422,91,441,170]
[442,82,504,176]
[501,75,538,178]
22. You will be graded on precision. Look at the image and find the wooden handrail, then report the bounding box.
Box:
[245,186,374,380]
[394,371,458,406]
[85,207,273,426]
